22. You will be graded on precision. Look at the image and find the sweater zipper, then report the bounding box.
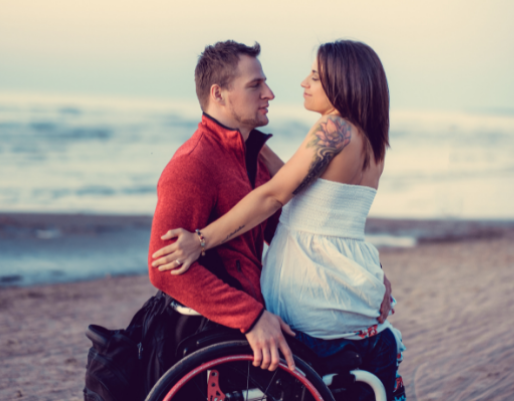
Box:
[236,260,258,299]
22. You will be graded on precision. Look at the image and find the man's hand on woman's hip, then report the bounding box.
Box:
[245,310,296,371]
[378,274,392,323]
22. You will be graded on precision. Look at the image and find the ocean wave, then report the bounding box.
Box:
[1,93,513,218]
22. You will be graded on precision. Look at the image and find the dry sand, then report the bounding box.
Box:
[1,235,514,400]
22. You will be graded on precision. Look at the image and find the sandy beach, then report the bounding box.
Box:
[1,215,514,400]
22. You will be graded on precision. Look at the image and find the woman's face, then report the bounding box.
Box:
[301,59,335,115]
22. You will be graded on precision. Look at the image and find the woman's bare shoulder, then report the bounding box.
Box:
[320,120,385,187]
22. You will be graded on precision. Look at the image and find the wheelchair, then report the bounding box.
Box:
[144,302,387,401]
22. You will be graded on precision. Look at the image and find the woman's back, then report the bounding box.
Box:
[321,125,385,190]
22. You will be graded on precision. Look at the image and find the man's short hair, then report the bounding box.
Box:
[195,40,261,110]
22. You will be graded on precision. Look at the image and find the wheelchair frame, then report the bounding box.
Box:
[144,304,387,401]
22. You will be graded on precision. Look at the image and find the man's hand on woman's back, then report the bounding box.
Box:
[245,310,296,371]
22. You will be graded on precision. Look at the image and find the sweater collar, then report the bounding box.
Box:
[201,112,272,152]
[202,112,238,133]
[201,113,273,187]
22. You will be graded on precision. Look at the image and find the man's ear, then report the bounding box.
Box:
[210,84,225,106]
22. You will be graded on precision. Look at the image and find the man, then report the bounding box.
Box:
[148,40,296,372]
[148,40,392,373]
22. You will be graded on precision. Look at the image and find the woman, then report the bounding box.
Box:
[153,40,405,400]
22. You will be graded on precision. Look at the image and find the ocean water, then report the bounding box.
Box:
[1,93,514,220]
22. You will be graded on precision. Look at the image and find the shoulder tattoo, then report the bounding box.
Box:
[293,116,352,195]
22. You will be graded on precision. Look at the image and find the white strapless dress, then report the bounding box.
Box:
[262,178,392,340]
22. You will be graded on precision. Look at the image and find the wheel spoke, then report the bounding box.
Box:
[246,361,250,401]
[192,374,207,400]
[261,369,278,399]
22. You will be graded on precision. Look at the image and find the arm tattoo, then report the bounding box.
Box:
[222,225,245,244]
[293,116,352,195]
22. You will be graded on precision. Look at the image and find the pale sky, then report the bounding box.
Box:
[1,0,513,112]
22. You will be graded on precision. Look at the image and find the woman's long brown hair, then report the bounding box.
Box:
[317,40,390,169]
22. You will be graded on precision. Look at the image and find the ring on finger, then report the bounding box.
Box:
[175,260,182,266]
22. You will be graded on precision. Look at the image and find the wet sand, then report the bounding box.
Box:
[1,215,514,400]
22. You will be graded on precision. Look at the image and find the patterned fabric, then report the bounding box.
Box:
[353,323,407,400]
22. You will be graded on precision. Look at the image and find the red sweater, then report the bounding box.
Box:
[148,114,279,333]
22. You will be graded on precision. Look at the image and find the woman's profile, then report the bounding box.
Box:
[153,40,406,400]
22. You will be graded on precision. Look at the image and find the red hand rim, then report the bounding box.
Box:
[162,355,325,401]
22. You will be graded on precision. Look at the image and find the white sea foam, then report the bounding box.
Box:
[1,93,513,219]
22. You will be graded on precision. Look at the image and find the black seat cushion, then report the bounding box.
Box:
[176,322,245,359]
[286,334,362,375]
[318,348,362,375]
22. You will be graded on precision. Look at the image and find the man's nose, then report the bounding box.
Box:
[262,83,275,100]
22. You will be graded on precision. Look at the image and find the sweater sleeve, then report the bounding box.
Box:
[148,155,264,333]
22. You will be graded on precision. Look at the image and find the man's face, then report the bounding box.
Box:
[223,55,274,130]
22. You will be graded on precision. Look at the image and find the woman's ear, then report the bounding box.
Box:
[210,84,225,106]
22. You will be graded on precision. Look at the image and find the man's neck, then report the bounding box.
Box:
[204,109,252,141]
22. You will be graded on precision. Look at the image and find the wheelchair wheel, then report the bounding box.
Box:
[146,340,335,401]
